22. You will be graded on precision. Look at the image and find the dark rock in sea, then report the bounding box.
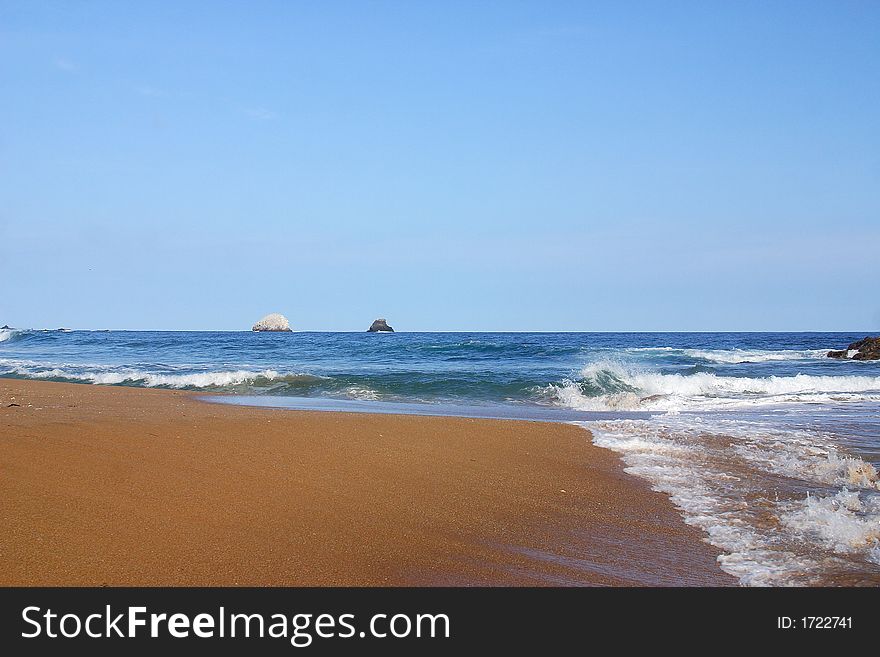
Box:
[1,325,10,329]
[367,318,394,333]
[849,337,880,360]
[826,336,880,361]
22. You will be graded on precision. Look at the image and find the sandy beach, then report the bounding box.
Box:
[0,379,734,586]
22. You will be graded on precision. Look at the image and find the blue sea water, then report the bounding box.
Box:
[2,328,879,585]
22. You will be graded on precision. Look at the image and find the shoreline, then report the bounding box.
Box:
[199,393,656,423]
[0,379,736,586]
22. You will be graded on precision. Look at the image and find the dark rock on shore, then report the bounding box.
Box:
[827,336,880,361]
[367,318,394,333]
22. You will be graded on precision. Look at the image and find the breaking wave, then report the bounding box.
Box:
[620,346,830,363]
[0,358,397,401]
[0,328,25,343]
[549,361,880,411]
[0,361,327,390]
[680,348,829,363]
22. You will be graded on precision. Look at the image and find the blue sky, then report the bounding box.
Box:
[1,1,878,331]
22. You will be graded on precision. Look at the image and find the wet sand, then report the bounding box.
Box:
[0,379,735,586]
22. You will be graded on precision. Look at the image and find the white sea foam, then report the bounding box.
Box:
[550,361,880,411]
[782,491,880,564]
[90,369,292,388]
[737,443,880,491]
[0,361,323,389]
[681,348,829,363]
[582,414,880,585]
[341,385,381,401]
[0,328,21,343]
[621,347,829,363]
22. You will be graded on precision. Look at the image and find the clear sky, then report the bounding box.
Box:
[1,1,878,331]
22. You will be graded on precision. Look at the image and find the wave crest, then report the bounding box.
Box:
[0,328,25,343]
[681,348,829,363]
[0,363,327,390]
[549,361,880,411]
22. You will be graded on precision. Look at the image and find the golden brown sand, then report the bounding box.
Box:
[0,379,735,586]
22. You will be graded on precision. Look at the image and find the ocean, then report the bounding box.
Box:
[2,328,878,586]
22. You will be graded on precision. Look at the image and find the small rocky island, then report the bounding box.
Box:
[827,336,880,361]
[252,313,292,332]
[367,318,394,333]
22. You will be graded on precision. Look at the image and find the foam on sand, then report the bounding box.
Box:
[582,413,880,585]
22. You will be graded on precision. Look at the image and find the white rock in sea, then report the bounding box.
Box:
[252,313,292,332]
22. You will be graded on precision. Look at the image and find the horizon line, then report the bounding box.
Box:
[3,327,877,335]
